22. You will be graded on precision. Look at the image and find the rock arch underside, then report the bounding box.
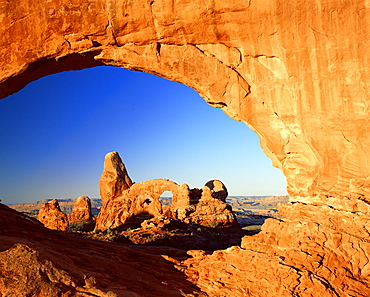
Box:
[1,1,370,296]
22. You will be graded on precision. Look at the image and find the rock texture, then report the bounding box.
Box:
[0,203,202,296]
[99,152,133,205]
[38,197,95,232]
[37,199,68,231]
[1,1,370,296]
[67,196,96,231]
[180,180,236,227]
[96,152,237,230]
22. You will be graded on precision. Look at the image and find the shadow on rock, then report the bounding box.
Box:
[0,204,205,296]
[92,216,252,251]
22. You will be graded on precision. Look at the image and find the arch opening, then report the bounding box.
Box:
[160,190,173,207]
[0,65,287,206]
[1,65,288,245]
[1,2,369,295]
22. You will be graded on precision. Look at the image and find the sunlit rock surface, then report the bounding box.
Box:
[37,199,68,231]
[0,204,202,296]
[38,196,95,232]
[1,0,370,296]
[99,151,133,205]
[96,152,237,230]
[67,196,95,231]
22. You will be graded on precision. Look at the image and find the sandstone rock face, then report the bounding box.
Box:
[0,203,202,296]
[3,0,370,201]
[38,197,95,232]
[96,153,237,230]
[37,199,68,231]
[179,180,237,227]
[67,196,95,231]
[99,151,133,204]
[2,1,370,296]
[204,180,228,202]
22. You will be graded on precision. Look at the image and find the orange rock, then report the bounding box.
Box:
[96,177,178,230]
[38,197,96,232]
[204,179,228,202]
[99,151,133,205]
[179,180,237,228]
[0,203,202,296]
[2,0,370,204]
[2,1,370,296]
[96,153,237,230]
[67,196,95,231]
[37,199,68,231]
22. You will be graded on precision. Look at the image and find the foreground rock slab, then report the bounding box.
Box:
[0,204,203,296]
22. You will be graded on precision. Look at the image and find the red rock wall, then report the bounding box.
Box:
[1,1,370,296]
[2,0,370,202]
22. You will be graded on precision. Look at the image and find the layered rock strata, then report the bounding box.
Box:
[95,152,237,230]
[1,0,370,295]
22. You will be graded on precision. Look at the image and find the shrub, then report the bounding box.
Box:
[67,221,87,232]
[209,221,220,228]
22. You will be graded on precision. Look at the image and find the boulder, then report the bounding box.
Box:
[183,180,237,228]
[37,199,68,231]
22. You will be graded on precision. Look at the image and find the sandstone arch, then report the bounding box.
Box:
[1,1,370,296]
[96,152,237,230]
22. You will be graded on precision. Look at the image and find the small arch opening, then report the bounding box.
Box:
[160,191,173,207]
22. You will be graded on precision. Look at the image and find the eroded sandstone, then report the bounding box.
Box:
[1,0,370,296]
[37,199,68,231]
[99,151,133,205]
[0,203,203,296]
[67,196,96,231]
[38,196,95,231]
[96,152,237,230]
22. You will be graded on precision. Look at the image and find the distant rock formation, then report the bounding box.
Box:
[99,152,133,205]
[95,152,237,230]
[181,180,235,227]
[37,199,68,231]
[67,196,95,231]
[9,199,102,215]
[38,197,95,231]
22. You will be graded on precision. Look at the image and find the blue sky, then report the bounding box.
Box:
[0,66,287,204]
